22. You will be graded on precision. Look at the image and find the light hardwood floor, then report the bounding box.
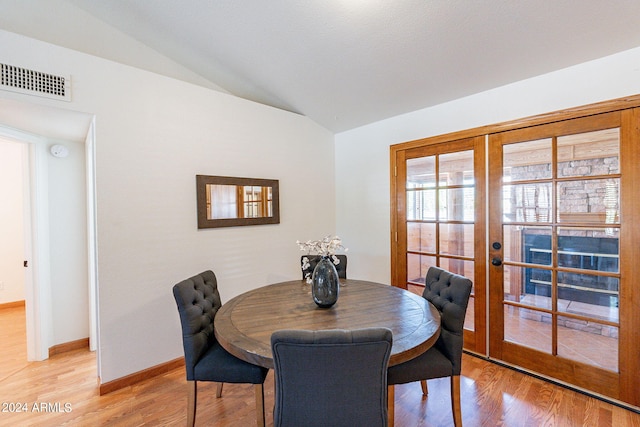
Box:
[1,306,640,426]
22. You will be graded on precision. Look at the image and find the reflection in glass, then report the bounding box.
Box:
[504,305,551,354]
[503,265,523,302]
[242,185,273,218]
[207,184,237,219]
[407,156,435,188]
[439,223,474,257]
[503,265,552,309]
[407,222,436,253]
[498,127,623,376]
[503,183,552,223]
[439,258,474,287]
[557,316,618,372]
[196,175,280,229]
[557,227,619,272]
[503,138,552,181]
[407,254,436,285]
[558,248,619,273]
[407,189,436,220]
[503,225,551,264]
[557,128,619,178]
[438,188,474,221]
[439,150,474,186]
[206,184,273,219]
[557,272,619,321]
[405,148,477,340]
[557,178,619,224]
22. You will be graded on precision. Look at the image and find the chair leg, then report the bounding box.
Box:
[451,375,462,427]
[255,384,265,427]
[387,384,395,427]
[187,380,197,427]
[421,379,428,396]
[216,382,224,398]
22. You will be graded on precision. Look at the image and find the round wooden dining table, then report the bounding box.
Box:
[214,279,441,369]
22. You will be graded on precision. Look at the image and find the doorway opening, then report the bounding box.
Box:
[0,99,98,378]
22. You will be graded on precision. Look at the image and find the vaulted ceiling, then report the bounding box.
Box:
[4,1,640,133]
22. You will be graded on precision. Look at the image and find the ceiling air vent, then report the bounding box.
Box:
[0,63,71,102]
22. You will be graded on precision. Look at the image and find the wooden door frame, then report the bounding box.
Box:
[390,93,640,408]
[619,107,640,406]
[390,135,486,355]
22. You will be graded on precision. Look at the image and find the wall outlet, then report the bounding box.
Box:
[0,281,4,290]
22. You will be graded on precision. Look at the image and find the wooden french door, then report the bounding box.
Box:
[391,98,640,407]
[487,110,640,406]
[392,136,486,354]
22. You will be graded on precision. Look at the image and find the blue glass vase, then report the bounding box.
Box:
[312,256,339,308]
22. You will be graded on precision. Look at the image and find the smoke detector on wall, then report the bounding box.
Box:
[50,144,69,158]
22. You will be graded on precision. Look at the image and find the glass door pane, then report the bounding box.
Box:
[406,148,478,332]
[501,129,620,368]
[489,114,623,400]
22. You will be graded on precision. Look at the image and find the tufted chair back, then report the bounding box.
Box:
[423,266,472,375]
[173,270,222,380]
[272,327,392,427]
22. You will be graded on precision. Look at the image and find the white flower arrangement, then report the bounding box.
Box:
[297,235,348,284]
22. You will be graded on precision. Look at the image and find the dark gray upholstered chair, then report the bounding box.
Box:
[387,267,472,427]
[271,328,392,427]
[173,270,269,427]
[300,254,347,281]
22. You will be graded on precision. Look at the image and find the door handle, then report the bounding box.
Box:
[491,257,503,266]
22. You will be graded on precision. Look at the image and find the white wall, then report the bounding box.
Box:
[47,139,89,344]
[0,139,25,303]
[335,46,640,284]
[0,29,336,382]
